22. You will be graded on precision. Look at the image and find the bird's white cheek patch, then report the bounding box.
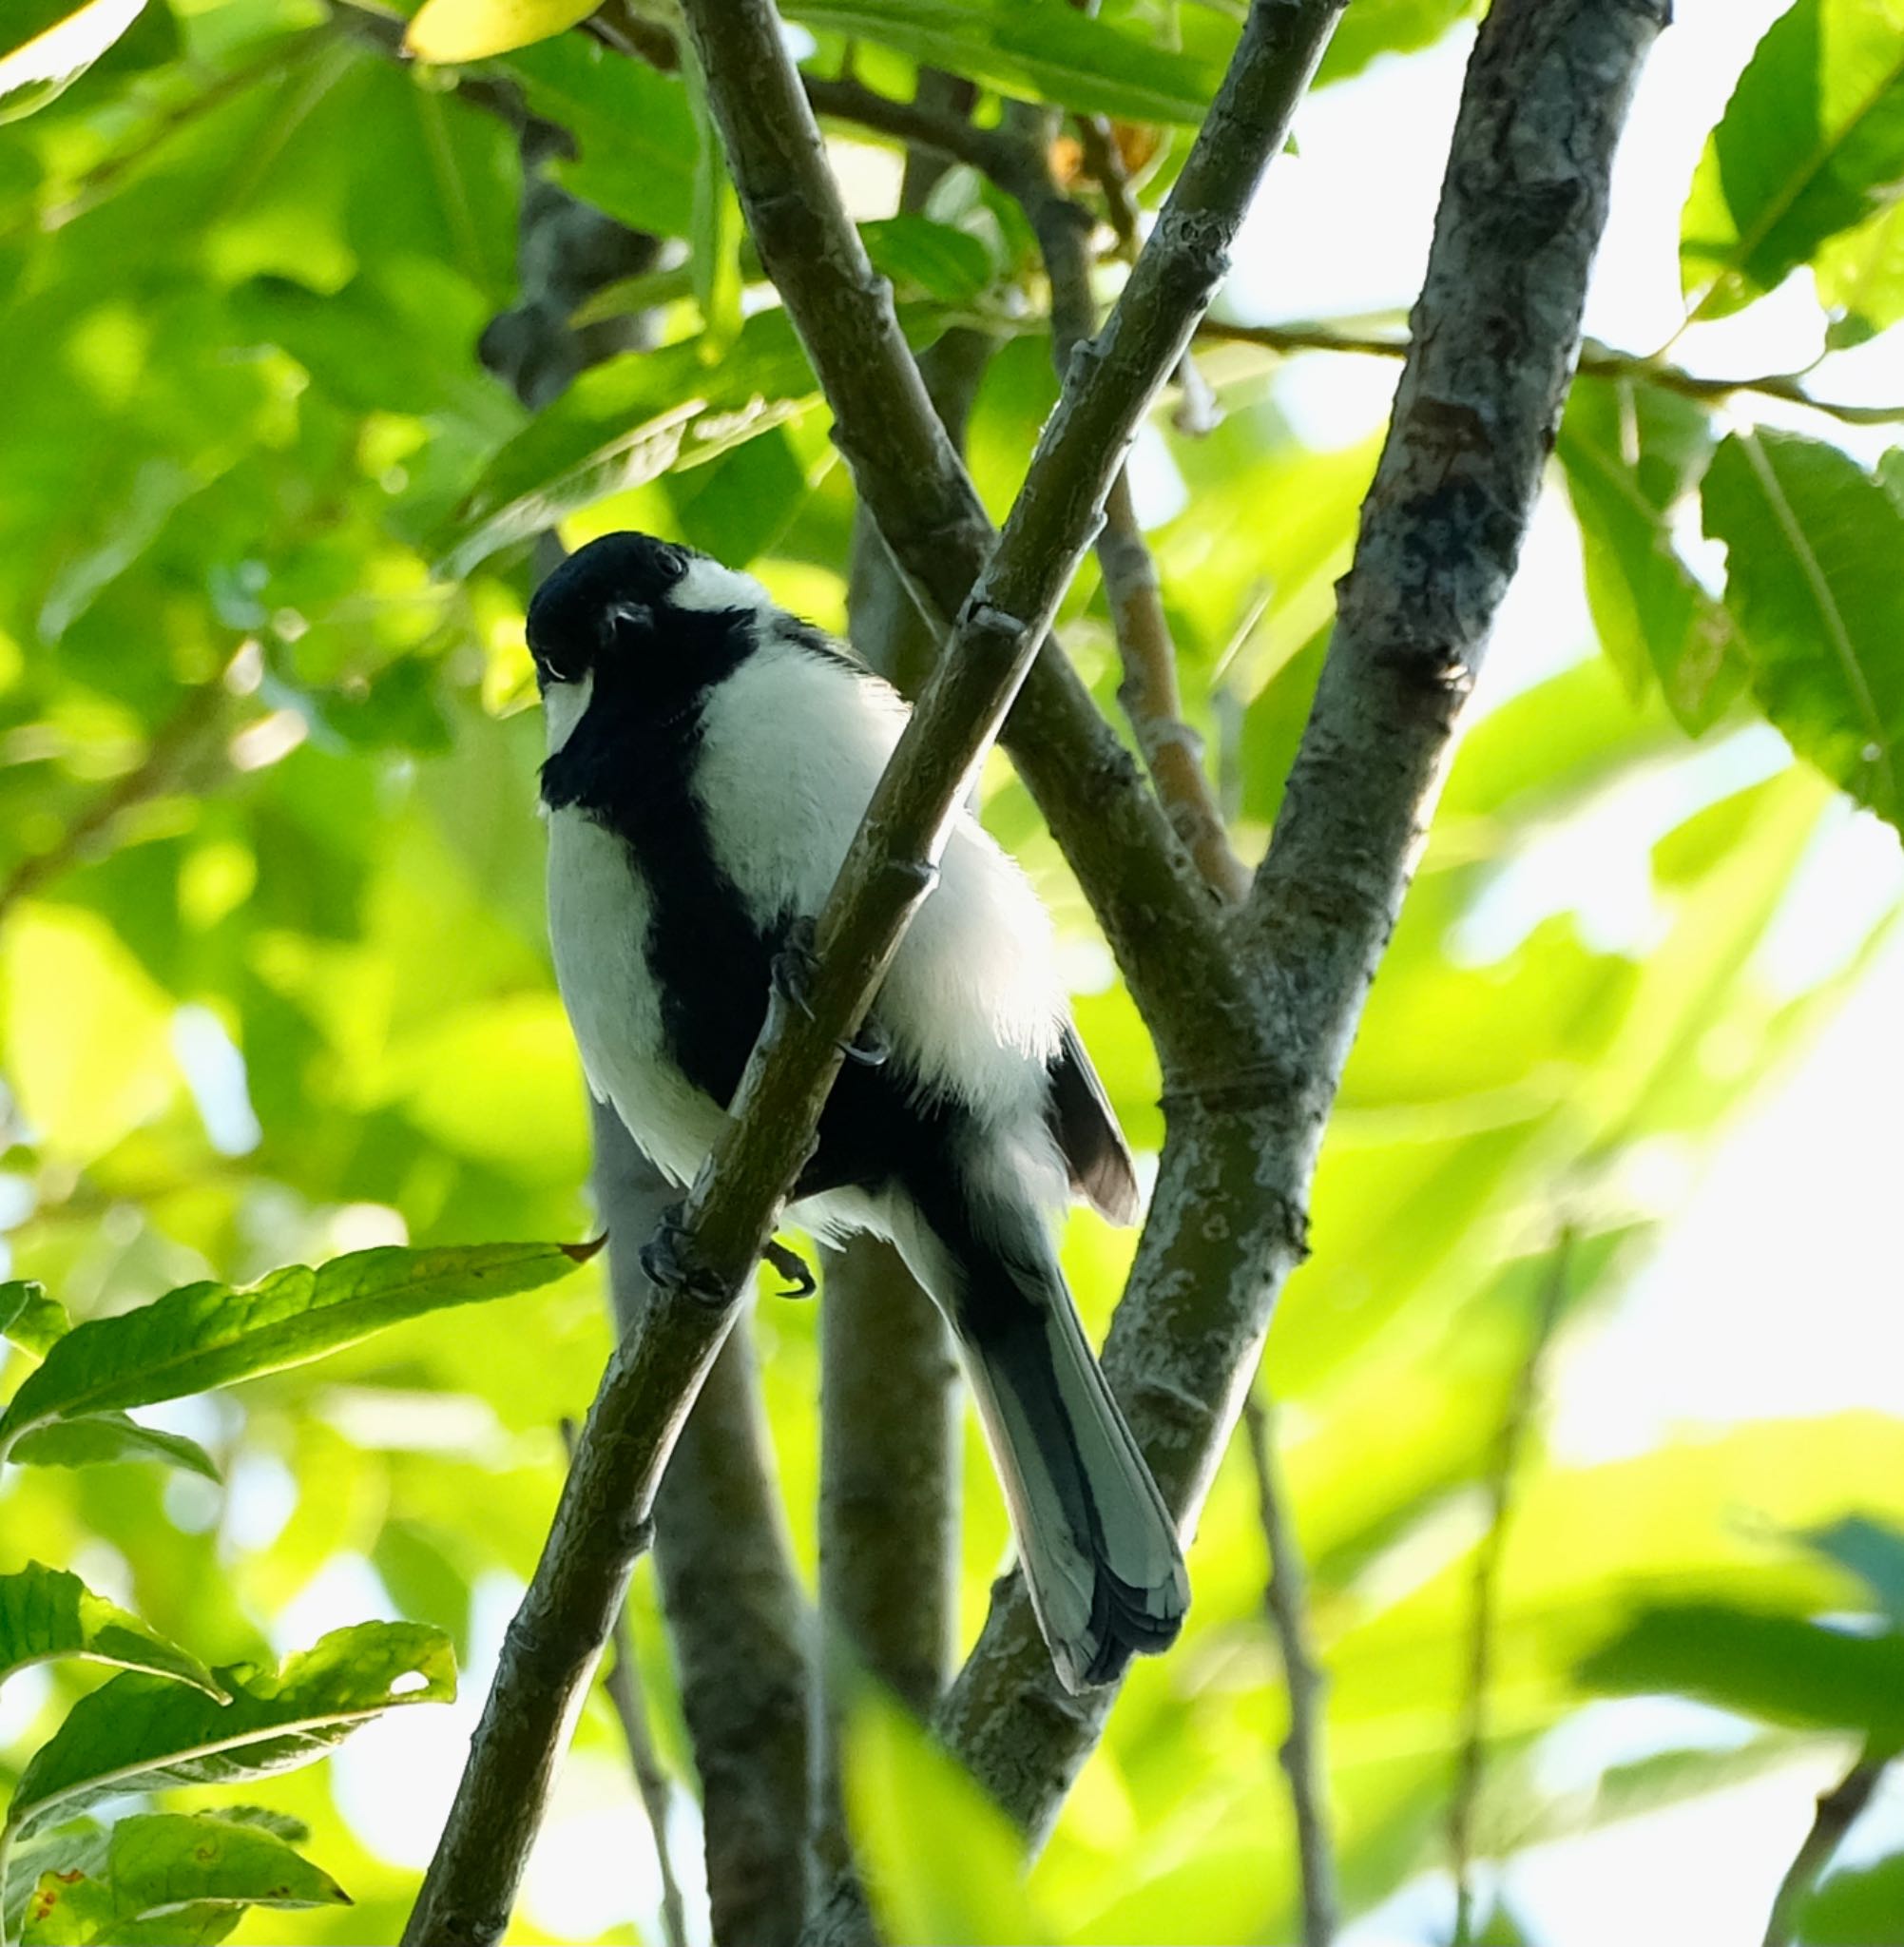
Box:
[543,670,594,755]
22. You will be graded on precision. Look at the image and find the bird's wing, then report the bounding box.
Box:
[1046,1023,1140,1225]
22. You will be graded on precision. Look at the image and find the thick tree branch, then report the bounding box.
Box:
[406,3,1313,1928]
[590,1107,814,1947]
[405,137,808,1947]
[1763,1750,1889,1947]
[559,1412,688,1947]
[936,0,1666,1844]
[1244,1395,1337,1947]
[680,0,1342,1074]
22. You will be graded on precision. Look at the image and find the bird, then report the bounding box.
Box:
[527,530,1189,1694]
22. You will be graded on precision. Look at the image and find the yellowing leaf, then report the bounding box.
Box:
[405,0,598,64]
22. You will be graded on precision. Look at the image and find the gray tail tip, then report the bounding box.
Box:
[1057,1561,1191,1693]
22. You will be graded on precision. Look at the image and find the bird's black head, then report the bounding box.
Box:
[525,531,698,690]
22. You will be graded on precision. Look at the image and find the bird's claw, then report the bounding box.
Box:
[769,917,820,1024]
[771,916,889,1067]
[639,1204,731,1308]
[761,1237,817,1298]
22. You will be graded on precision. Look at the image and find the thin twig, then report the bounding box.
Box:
[804,73,1028,187]
[1100,472,1251,900]
[1002,103,1252,907]
[1076,114,1144,259]
[1449,1238,1573,1945]
[0,684,227,925]
[1762,1750,1889,1947]
[559,1416,688,1947]
[1198,319,1904,428]
[1243,1395,1337,1947]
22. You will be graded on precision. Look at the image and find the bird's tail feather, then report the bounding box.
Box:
[955,1240,1189,1693]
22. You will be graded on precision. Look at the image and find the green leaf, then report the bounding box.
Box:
[1315,0,1477,87]
[0,0,147,124]
[1803,1515,1904,1627]
[1557,374,1740,732]
[1817,192,1904,334]
[0,1242,598,1455]
[10,1414,221,1480]
[860,216,994,304]
[23,1869,240,1945]
[404,0,595,63]
[845,1689,1050,1946]
[0,1564,224,1698]
[107,1812,349,1914]
[1802,1848,1904,1943]
[1703,430,1904,830]
[785,0,1226,125]
[437,305,948,575]
[6,1621,455,1839]
[0,1283,69,1359]
[500,37,697,241]
[17,1814,347,1945]
[1681,0,1904,319]
[1578,1601,1904,1742]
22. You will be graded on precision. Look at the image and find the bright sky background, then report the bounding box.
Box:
[123,4,1902,1940]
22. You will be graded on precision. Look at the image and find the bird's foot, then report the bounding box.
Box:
[639,1204,732,1308]
[769,916,820,1023]
[761,1237,817,1299]
[770,916,889,1067]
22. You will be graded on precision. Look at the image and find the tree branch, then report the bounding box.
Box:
[936,0,1666,1845]
[995,109,1251,908]
[808,273,987,1942]
[1763,1750,1889,1947]
[1243,1395,1336,1947]
[679,0,1341,1073]
[1449,1237,1571,1944]
[559,1412,688,1947]
[589,1106,814,1947]
[1099,472,1251,899]
[1197,318,1904,428]
[404,128,808,1947]
[406,1,1313,1928]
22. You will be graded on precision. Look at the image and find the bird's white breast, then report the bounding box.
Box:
[544,806,726,1188]
[691,635,1066,1130]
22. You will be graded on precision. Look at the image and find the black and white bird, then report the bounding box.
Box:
[527,530,1189,1692]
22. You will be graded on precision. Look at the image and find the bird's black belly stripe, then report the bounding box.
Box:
[540,619,973,1212]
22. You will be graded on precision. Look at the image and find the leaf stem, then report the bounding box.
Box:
[1762,1749,1889,1947]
